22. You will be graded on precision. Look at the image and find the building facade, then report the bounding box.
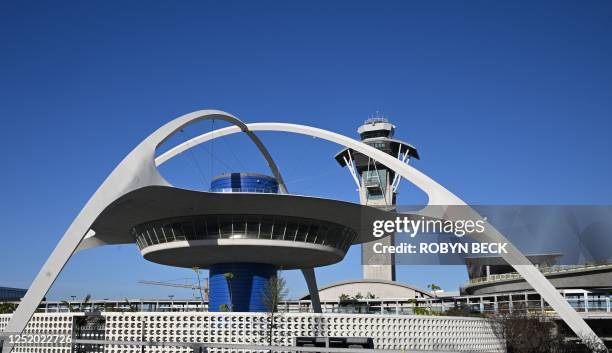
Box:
[0,289,27,303]
[0,312,504,353]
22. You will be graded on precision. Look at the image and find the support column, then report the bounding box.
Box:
[301,268,322,313]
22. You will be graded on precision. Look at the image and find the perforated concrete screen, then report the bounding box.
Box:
[2,312,504,353]
[0,314,73,353]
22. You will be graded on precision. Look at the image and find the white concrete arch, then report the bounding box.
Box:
[155,121,601,344]
[3,110,601,350]
[2,110,293,352]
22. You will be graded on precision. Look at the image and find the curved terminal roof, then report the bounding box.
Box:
[300,279,433,300]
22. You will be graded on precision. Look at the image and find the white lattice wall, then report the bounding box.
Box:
[0,313,73,353]
[2,312,504,353]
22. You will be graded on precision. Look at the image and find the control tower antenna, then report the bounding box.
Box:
[334,113,419,281]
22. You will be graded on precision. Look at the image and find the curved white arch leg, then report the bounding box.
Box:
[158,121,601,345]
[2,110,289,353]
[302,268,322,313]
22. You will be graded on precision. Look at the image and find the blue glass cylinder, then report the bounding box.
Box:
[210,172,278,193]
[208,263,278,312]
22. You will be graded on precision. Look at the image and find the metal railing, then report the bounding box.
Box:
[364,117,389,125]
[468,263,612,285]
[210,187,278,193]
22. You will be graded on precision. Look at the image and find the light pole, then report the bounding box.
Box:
[168,295,174,311]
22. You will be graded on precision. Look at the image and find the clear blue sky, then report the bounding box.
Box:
[1,1,611,301]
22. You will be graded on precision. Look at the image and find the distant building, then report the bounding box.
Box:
[0,287,27,302]
[461,254,612,296]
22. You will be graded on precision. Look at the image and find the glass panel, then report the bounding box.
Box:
[146,230,158,245]
[218,216,233,238]
[193,218,206,239]
[295,222,309,242]
[206,217,220,239]
[232,216,246,238]
[259,217,274,239]
[316,225,329,244]
[135,235,143,249]
[326,233,338,248]
[182,221,195,240]
[284,221,299,241]
[162,224,175,241]
[171,223,186,241]
[306,223,319,243]
[154,226,167,242]
[246,216,260,238]
[272,218,286,240]
[131,216,356,251]
[136,235,145,248]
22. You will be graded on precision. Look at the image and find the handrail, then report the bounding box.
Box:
[467,263,612,285]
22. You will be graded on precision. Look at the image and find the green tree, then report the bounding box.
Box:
[261,272,288,351]
[0,302,17,314]
[408,298,430,315]
[490,304,607,353]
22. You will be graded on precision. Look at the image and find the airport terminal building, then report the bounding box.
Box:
[0,289,26,303]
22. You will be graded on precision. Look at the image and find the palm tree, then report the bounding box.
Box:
[427,284,441,313]
[339,293,350,301]
[83,294,91,312]
[427,283,441,298]
[223,272,235,311]
[123,298,137,312]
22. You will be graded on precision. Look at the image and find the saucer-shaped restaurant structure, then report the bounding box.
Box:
[95,173,383,312]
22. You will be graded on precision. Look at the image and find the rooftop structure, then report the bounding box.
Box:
[462,255,612,296]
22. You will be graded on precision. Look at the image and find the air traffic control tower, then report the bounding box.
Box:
[335,116,419,281]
